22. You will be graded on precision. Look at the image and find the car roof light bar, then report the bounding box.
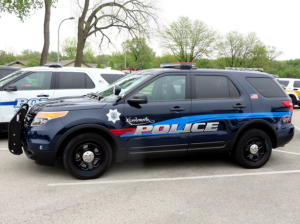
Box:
[160,62,196,69]
[44,63,62,68]
[225,67,263,72]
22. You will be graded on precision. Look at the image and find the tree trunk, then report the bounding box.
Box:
[74,17,87,67]
[74,0,89,67]
[40,0,51,66]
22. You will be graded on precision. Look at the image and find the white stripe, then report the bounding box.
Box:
[273,149,300,156]
[295,125,300,132]
[0,148,8,151]
[48,170,300,187]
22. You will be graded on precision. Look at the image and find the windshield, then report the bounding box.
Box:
[0,70,24,87]
[96,74,149,102]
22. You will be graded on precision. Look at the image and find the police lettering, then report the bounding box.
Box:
[134,122,219,135]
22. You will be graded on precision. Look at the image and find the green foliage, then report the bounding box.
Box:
[26,58,40,67]
[108,59,115,69]
[48,51,62,62]
[61,37,97,63]
[160,16,217,62]
[18,49,41,61]
[96,62,103,68]
[149,54,178,68]
[0,50,16,65]
[122,38,155,69]
[215,31,281,72]
[0,0,57,21]
[62,37,77,59]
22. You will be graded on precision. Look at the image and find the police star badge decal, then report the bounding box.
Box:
[106,109,121,123]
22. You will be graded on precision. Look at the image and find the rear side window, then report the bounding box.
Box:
[294,81,300,88]
[277,80,289,86]
[246,78,286,97]
[101,73,125,84]
[56,72,95,89]
[194,76,240,99]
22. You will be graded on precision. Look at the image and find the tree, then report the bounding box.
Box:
[122,37,155,69]
[61,37,97,62]
[48,51,62,62]
[0,0,57,66]
[160,16,217,62]
[74,0,158,67]
[18,49,41,61]
[0,50,16,65]
[26,58,40,67]
[215,31,282,71]
[62,37,77,59]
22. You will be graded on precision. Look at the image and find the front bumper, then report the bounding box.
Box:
[8,104,65,166]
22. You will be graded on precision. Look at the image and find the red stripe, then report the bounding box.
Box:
[111,128,136,136]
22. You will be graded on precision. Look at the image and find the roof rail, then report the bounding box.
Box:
[225,67,263,72]
[44,63,62,68]
[160,62,196,70]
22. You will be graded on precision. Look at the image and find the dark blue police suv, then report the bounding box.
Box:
[8,63,294,179]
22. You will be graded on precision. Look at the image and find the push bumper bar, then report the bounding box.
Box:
[8,104,29,155]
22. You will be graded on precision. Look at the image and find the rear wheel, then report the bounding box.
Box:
[63,133,112,180]
[233,129,272,169]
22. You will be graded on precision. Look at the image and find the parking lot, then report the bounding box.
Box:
[0,108,300,223]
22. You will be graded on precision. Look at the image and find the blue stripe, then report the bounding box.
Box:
[0,101,17,106]
[120,112,291,137]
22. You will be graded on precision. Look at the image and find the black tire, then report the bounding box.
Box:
[290,95,296,108]
[63,133,113,180]
[233,129,272,169]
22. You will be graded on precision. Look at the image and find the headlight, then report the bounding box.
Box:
[32,111,68,126]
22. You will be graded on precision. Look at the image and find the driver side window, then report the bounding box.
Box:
[139,75,186,101]
[14,72,52,90]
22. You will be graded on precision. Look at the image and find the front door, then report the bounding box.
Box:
[122,74,191,159]
[0,71,54,123]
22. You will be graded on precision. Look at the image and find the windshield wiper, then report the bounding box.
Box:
[87,92,99,99]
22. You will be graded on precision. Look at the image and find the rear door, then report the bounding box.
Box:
[188,72,252,155]
[0,71,54,123]
[53,72,96,98]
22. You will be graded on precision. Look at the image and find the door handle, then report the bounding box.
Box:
[293,89,298,91]
[170,107,185,112]
[233,104,246,108]
[37,94,49,97]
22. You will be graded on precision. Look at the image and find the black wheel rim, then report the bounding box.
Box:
[73,143,104,171]
[244,137,267,162]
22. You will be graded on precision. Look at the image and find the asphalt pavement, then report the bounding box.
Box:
[1,108,300,224]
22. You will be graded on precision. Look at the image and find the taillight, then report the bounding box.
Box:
[282,101,293,115]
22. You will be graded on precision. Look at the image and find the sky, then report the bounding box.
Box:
[0,0,299,61]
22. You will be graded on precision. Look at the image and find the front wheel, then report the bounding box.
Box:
[233,129,272,169]
[63,133,113,180]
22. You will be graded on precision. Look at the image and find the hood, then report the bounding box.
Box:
[29,95,107,114]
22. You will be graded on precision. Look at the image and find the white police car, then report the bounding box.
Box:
[0,64,125,132]
[277,78,300,107]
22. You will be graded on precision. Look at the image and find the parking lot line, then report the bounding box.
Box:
[48,169,300,187]
[0,148,8,151]
[273,149,300,156]
[295,125,300,132]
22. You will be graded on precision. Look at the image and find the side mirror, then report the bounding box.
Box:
[4,84,17,92]
[114,84,121,95]
[128,93,148,104]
